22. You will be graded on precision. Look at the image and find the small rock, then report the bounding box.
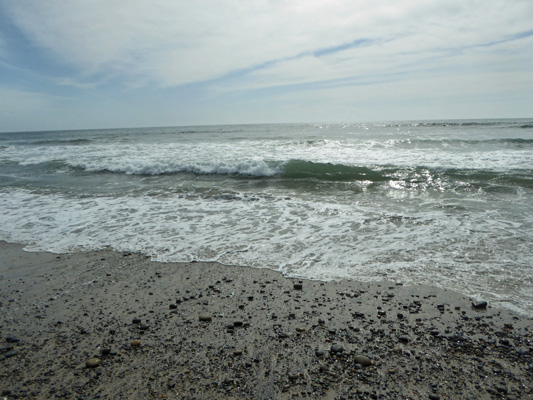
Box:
[496,386,508,394]
[472,301,488,310]
[4,350,17,359]
[0,345,14,353]
[354,355,372,366]
[85,358,101,368]
[315,350,325,357]
[398,335,410,343]
[293,283,303,290]
[132,318,141,324]
[130,340,141,348]
[5,336,20,343]
[392,346,403,354]
[330,344,344,354]
[169,304,177,310]
[199,313,212,322]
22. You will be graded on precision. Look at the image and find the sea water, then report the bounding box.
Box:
[1,120,532,314]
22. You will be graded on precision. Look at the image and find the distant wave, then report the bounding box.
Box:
[383,120,533,128]
[29,138,93,146]
[389,137,533,149]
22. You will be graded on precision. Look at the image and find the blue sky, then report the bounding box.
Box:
[0,0,532,132]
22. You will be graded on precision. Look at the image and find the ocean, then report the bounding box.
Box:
[1,120,532,315]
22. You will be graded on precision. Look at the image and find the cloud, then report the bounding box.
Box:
[0,0,531,131]
[4,0,529,91]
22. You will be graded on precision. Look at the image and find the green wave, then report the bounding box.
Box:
[282,160,388,182]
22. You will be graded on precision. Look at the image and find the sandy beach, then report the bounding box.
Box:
[1,241,531,399]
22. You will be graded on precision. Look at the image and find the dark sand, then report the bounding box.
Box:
[0,241,532,399]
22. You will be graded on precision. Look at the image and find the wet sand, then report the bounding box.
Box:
[1,241,532,399]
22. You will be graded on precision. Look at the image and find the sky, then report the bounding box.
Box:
[0,0,532,132]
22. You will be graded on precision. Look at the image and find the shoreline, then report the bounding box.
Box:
[1,241,532,399]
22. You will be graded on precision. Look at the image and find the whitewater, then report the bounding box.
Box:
[1,120,532,315]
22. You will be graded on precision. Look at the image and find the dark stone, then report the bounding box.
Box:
[293,283,303,290]
[4,350,18,358]
[169,304,177,309]
[199,314,212,322]
[330,344,344,354]
[132,318,141,324]
[0,345,14,353]
[5,336,20,343]
[472,301,488,310]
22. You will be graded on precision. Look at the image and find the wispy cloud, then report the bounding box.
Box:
[0,0,531,130]
[3,0,529,89]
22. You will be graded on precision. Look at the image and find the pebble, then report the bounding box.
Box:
[293,283,303,290]
[199,313,212,322]
[354,355,372,366]
[0,344,14,353]
[3,350,18,359]
[472,301,488,310]
[130,340,141,348]
[330,344,344,354]
[85,358,101,368]
[398,335,410,343]
[5,336,20,343]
